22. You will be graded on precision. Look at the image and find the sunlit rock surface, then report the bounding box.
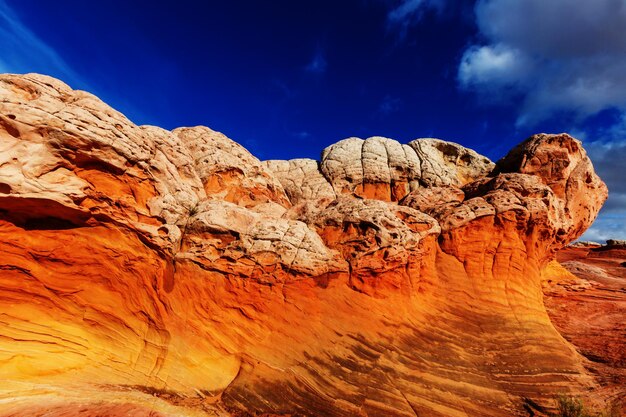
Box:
[543,244,626,415]
[0,73,620,417]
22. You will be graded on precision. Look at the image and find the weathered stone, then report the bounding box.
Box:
[174,126,291,209]
[0,74,619,417]
[262,158,336,203]
[408,137,495,187]
[319,136,493,202]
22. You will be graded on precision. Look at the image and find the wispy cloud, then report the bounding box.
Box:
[585,126,626,215]
[458,0,626,127]
[378,95,402,115]
[292,131,311,140]
[386,0,445,38]
[457,0,626,241]
[0,0,85,88]
[579,213,626,242]
[305,48,328,74]
[271,79,296,101]
[578,116,626,242]
[281,121,313,142]
[458,0,626,241]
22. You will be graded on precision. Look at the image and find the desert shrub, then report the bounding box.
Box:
[555,395,620,417]
[556,396,588,417]
[188,203,199,217]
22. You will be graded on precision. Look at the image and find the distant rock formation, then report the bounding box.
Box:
[606,239,626,249]
[0,73,615,417]
[545,244,626,414]
[569,241,602,248]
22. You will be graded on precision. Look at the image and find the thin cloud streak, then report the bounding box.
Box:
[0,1,158,126]
[0,0,86,89]
[386,0,445,38]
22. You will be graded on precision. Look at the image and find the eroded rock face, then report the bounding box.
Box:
[174,126,291,209]
[0,73,616,417]
[494,133,608,249]
[263,158,336,203]
[317,136,494,202]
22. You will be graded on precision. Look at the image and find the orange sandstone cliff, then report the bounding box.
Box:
[0,73,619,416]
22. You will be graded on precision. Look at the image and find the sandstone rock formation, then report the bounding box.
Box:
[0,73,620,417]
[569,241,602,248]
[314,136,493,202]
[605,239,626,249]
[543,245,626,414]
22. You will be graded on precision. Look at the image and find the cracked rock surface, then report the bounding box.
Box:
[0,74,620,417]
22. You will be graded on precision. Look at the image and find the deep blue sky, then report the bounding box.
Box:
[1,0,625,240]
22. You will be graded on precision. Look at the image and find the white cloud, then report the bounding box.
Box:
[459,0,626,241]
[475,0,626,59]
[458,0,626,126]
[579,213,626,243]
[459,44,531,91]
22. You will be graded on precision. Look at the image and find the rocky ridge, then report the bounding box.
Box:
[0,73,618,417]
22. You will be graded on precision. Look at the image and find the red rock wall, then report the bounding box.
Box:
[0,74,615,417]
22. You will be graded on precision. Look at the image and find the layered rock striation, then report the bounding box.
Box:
[0,74,616,417]
[543,245,626,414]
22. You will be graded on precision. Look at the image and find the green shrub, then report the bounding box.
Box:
[556,396,589,417]
[555,395,620,417]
